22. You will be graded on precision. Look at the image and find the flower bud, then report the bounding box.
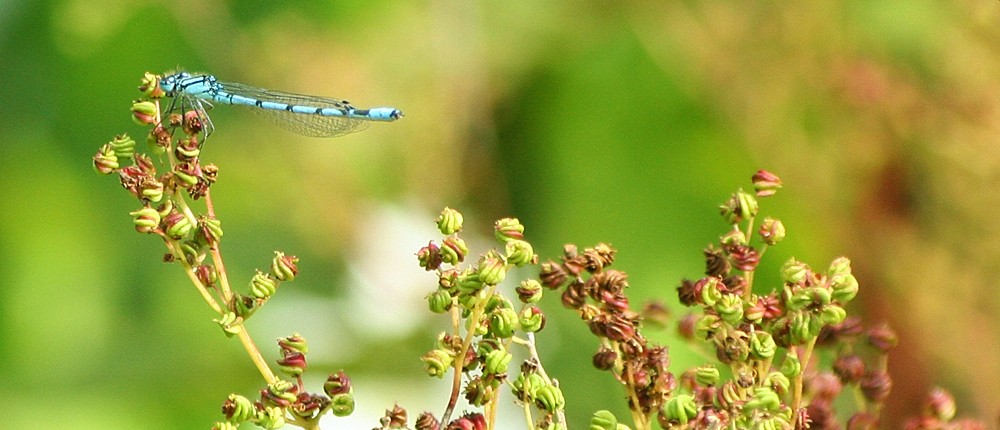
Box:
[483,348,512,375]
[330,392,355,417]
[257,406,285,429]
[212,422,238,430]
[759,217,786,245]
[436,207,464,235]
[276,351,307,377]
[271,251,299,282]
[427,289,453,314]
[163,211,194,239]
[489,307,519,338]
[511,372,546,402]
[175,137,200,161]
[323,370,352,397]
[819,304,847,326]
[860,370,892,403]
[92,144,119,175]
[515,279,543,303]
[700,276,723,306]
[222,394,255,423]
[533,384,565,412]
[519,305,546,333]
[195,264,217,287]
[764,371,790,396]
[415,411,440,430]
[214,312,242,337]
[421,349,454,378]
[130,207,161,233]
[590,410,619,430]
[749,330,777,359]
[417,241,442,271]
[477,252,507,286]
[923,387,956,422]
[138,72,165,98]
[182,110,205,136]
[250,270,277,299]
[539,260,567,289]
[781,352,802,379]
[494,217,525,242]
[830,273,859,303]
[131,100,157,126]
[662,394,697,425]
[278,333,308,354]
[752,169,783,197]
[744,387,780,412]
[866,323,898,353]
[695,365,720,386]
[505,239,536,266]
[198,216,224,245]
[781,258,810,284]
[715,294,744,325]
[833,354,865,384]
[440,237,468,265]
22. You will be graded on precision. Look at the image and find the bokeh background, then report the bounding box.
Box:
[2,1,1000,428]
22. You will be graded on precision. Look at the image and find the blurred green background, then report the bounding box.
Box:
[2,1,999,428]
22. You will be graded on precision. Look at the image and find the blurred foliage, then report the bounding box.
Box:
[1,0,999,428]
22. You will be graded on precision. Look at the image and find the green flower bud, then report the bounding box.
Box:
[820,304,847,326]
[263,379,298,407]
[131,100,157,126]
[278,333,309,354]
[744,387,780,412]
[173,162,200,187]
[695,314,721,340]
[494,217,525,242]
[516,279,543,303]
[830,273,859,303]
[211,421,238,430]
[257,406,285,429]
[701,277,722,306]
[519,306,546,333]
[456,269,483,296]
[789,311,813,344]
[108,134,136,159]
[92,144,119,175]
[758,217,786,245]
[477,252,507,286]
[441,237,468,265]
[505,239,535,267]
[663,394,698,425]
[197,216,224,245]
[213,312,242,337]
[250,270,277,299]
[828,256,852,277]
[427,289,452,313]
[138,72,165,98]
[222,393,255,423]
[589,410,620,430]
[130,207,161,233]
[695,365,720,386]
[175,137,200,161]
[270,251,298,282]
[483,348,512,375]
[511,372,546,401]
[720,229,748,246]
[489,307,519,338]
[436,207,464,235]
[163,211,194,240]
[534,384,565,412]
[715,294,744,325]
[421,349,454,378]
[781,258,810,284]
[764,371,790,395]
[330,392,355,417]
[139,178,164,203]
[749,330,777,359]
[781,352,801,380]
